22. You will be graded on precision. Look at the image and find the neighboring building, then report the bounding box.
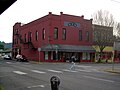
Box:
[113,41,120,62]
[12,12,95,62]
[92,24,114,62]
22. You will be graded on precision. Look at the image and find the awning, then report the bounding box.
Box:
[41,44,96,52]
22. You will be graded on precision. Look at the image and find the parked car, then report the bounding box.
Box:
[3,55,12,60]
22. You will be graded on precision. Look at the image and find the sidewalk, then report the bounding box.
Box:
[103,69,120,74]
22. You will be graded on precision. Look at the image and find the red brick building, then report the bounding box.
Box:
[12,12,95,62]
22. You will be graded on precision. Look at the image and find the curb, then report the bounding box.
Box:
[103,69,120,74]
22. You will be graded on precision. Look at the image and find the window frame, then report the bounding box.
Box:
[35,31,38,41]
[86,31,89,41]
[42,28,45,40]
[54,27,58,39]
[24,34,27,43]
[79,30,82,41]
[62,28,66,40]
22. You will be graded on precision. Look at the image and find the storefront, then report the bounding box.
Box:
[93,46,113,63]
[41,44,95,62]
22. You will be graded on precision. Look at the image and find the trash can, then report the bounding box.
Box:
[50,76,60,90]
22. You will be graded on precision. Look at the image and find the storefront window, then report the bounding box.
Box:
[82,52,90,60]
[45,52,48,60]
[51,52,53,60]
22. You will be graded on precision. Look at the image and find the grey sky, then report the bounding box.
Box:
[0,0,120,43]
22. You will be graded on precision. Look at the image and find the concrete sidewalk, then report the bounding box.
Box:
[103,69,120,74]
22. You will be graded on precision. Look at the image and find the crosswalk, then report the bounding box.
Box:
[48,69,63,73]
[13,71,27,75]
[31,70,46,74]
[5,62,103,75]
[63,69,78,72]
[12,68,101,75]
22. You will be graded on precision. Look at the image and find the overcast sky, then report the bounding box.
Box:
[0,0,120,43]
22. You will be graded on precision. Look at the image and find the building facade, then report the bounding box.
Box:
[92,24,114,62]
[12,12,95,62]
[113,41,120,62]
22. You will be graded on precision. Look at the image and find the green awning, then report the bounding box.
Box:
[41,44,96,52]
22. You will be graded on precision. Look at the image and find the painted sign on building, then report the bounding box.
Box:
[64,21,80,28]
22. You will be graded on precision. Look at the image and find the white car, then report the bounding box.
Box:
[3,55,12,60]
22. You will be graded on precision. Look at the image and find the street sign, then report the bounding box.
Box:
[38,48,41,52]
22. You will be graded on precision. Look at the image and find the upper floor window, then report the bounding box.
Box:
[20,35,22,44]
[42,28,45,40]
[28,32,32,42]
[15,29,19,35]
[35,31,38,41]
[86,31,89,41]
[54,27,58,39]
[79,30,82,41]
[24,34,27,42]
[16,38,18,44]
[62,28,66,40]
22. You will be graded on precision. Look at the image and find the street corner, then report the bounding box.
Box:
[103,69,120,74]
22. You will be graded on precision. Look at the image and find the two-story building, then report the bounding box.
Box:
[92,24,114,63]
[12,12,95,62]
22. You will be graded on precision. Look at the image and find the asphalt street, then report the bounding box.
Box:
[0,59,120,90]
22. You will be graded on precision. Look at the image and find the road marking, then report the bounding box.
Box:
[83,75,115,83]
[48,69,63,73]
[6,62,12,64]
[13,71,27,75]
[76,69,92,72]
[63,69,77,72]
[27,85,45,88]
[76,65,92,68]
[31,70,46,74]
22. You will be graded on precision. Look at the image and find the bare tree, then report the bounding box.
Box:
[92,10,115,62]
[116,23,120,37]
[92,10,115,27]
